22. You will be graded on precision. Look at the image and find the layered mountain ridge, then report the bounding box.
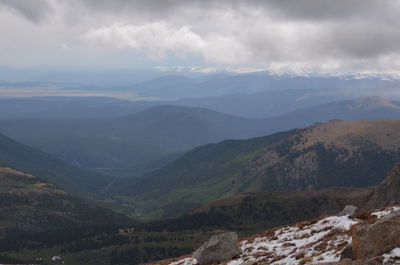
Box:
[1,96,400,176]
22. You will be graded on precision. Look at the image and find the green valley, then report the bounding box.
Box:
[112,120,400,219]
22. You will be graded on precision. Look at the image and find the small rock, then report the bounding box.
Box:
[193,232,242,264]
[281,242,296,247]
[339,205,359,218]
[340,244,354,260]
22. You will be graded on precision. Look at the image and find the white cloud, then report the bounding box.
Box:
[85,22,206,60]
[85,22,250,65]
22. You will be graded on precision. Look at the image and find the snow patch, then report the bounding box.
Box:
[372,206,400,218]
[169,257,196,265]
[229,215,357,265]
[383,248,400,263]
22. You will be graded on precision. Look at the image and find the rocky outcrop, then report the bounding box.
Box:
[339,205,359,217]
[192,232,241,264]
[365,163,400,209]
[352,211,400,260]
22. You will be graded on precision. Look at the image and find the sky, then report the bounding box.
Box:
[1,0,400,75]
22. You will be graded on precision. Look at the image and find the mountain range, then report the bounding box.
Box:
[0,105,264,172]
[1,96,400,177]
[113,119,400,219]
[0,88,350,120]
[1,107,400,264]
[128,72,394,99]
[1,66,394,99]
[0,88,396,121]
[0,96,158,120]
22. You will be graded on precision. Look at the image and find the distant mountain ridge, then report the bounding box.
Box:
[0,96,161,120]
[175,89,350,118]
[128,72,394,99]
[0,88,349,120]
[1,96,400,175]
[0,105,266,172]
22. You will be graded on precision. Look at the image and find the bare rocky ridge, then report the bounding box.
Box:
[295,119,400,151]
[239,120,400,191]
[364,163,400,209]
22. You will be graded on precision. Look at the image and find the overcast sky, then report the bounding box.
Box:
[1,0,400,75]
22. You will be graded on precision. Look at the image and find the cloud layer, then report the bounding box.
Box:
[0,0,53,23]
[1,0,400,75]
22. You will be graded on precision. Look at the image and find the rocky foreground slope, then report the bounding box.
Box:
[151,205,400,265]
[148,163,400,265]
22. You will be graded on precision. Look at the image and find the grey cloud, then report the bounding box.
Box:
[255,0,393,21]
[75,0,188,17]
[73,0,400,22]
[2,0,400,75]
[73,0,400,73]
[325,24,400,59]
[0,0,53,23]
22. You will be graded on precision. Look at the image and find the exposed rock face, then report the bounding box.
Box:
[352,212,400,260]
[365,164,400,209]
[192,232,241,264]
[339,205,359,217]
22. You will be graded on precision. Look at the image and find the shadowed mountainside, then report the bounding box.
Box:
[0,167,130,251]
[0,133,113,194]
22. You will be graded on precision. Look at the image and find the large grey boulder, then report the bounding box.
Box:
[193,232,242,264]
[352,212,400,260]
[339,205,359,218]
